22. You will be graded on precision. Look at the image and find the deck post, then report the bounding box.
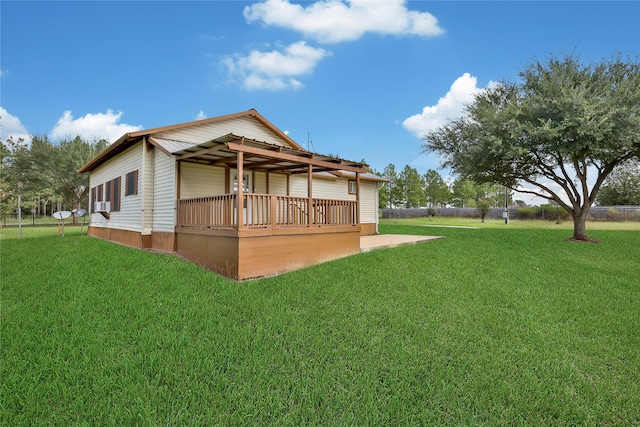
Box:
[356,172,360,225]
[236,149,244,230]
[307,164,313,226]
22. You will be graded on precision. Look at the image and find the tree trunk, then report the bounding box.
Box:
[572,213,588,240]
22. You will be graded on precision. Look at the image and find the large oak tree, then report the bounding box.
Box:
[423,54,640,240]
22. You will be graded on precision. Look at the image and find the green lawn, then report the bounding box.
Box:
[381,215,640,230]
[2,224,639,425]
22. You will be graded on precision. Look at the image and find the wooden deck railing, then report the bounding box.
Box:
[177,194,358,229]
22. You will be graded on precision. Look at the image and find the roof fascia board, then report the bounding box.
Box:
[79,109,307,172]
[248,111,304,150]
[128,110,302,151]
[127,110,258,139]
[78,134,141,173]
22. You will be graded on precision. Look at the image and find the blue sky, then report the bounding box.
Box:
[2,0,639,201]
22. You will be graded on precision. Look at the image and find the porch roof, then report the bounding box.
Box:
[155,133,368,175]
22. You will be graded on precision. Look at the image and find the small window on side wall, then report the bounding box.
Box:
[106,177,121,212]
[348,180,357,194]
[125,170,138,196]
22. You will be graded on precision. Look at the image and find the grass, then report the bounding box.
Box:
[2,224,639,425]
[382,215,640,230]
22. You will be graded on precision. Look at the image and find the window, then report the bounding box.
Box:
[90,184,104,213]
[125,170,138,196]
[233,172,251,193]
[348,180,357,194]
[105,177,121,212]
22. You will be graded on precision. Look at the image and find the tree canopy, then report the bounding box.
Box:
[423,169,451,208]
[594,159,640,206]
[1,136,108,218]
[423,53,640,240]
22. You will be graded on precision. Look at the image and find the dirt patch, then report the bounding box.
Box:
[565,236,601,244]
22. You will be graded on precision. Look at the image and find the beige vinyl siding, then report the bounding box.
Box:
[268,173,288,195]
[253,171,267,193]
[287,174,377,225]
[359,181,378,224]
[157,116,291,148]
[153,150,176,232]
[88,143,143,231]
[288,175,308,197]
[312,176,377,224]
[312,176,357,201]
[180,163,225,199]
[289,174,356,201]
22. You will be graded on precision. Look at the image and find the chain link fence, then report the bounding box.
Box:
[1,213,87,228]
[382,206,640,221]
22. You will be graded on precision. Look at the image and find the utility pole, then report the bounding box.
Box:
[17,194,22,238]
[503,186,509,224]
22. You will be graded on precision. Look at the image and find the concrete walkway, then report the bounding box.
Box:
[360,234,445,253]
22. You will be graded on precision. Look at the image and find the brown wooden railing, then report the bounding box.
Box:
[177,194,358,229]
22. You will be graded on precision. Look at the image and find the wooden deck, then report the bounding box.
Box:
[176,194,361,280]
[177,194,358,231]
[175,194,362,280]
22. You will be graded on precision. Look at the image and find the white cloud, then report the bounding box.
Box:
[244,0,444,43]
[222,41,330,91]
[402,73,484,138]
[50,110,143,143]
[0,106,31,144]
[196,110,207,120]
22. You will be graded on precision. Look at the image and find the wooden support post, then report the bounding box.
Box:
[236,149,244,229]
[225,166,230,193]
[307,164,313,226]
[356,172,360,225]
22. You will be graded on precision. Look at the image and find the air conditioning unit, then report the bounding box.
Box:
[94,201,110,212]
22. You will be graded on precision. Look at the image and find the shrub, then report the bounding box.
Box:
[605,208,621,221]
[517,207,539,220]
[540,204,569,221]
[477,200,492,223]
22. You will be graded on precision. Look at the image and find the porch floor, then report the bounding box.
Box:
[360,234,445,253]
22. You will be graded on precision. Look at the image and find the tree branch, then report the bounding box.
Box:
[556,153,580,202]
[520,177,573,213]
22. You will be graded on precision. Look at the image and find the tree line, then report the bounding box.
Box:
[375,164,511,209]
[0,136,107,221]
[374,160,639,211]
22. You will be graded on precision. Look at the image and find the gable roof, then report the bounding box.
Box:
[79,109,304,173]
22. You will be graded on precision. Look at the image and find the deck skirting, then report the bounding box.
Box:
[176,226,361,280]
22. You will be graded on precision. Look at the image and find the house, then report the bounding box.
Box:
[78,109,385,280]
